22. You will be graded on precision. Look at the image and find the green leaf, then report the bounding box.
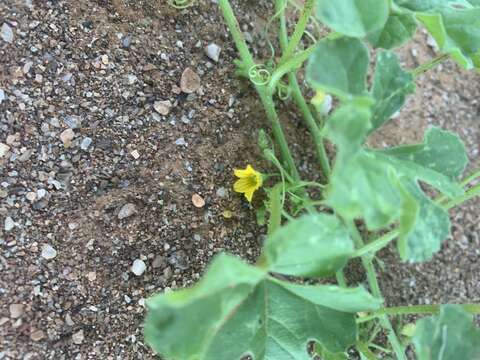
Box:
[398,179,451,262]
[325,104,403,229]
[316,0,389,37]
[326,151,402,229]
[394,0,475,12]
[413,305,480,360]
[263,214,354,277]
[370,51,416,131]
[145,254,382,360]
[416,8,480,69]
[368,13,418,49]
[306,37,370,100]
[325,103,372,158]
[380,127,468,179]
[267,184,282,235]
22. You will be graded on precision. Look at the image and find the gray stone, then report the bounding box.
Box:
[4,217,14,232]
[118,203,136,219]
[41,244,57,260]
[1,23,14,43]
[80,137,92,150]
[175,137,186,146]
[0,143,10,158]
[131,259,146,276]
[205,43,221,62]
[0,89,5,103]
[216,187,227,198]
[153,100,172,115]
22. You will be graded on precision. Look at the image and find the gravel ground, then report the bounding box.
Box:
[1,0,479,359]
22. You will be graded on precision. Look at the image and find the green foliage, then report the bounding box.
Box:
[417,8,480,69]
[145,254,382,360]
[370,51,416,131]
[145,1,480,359]
[263,214,354,277]
[413,305,480,359]
[306,37,370,101]
[315,0,389,37]
[394,0,474,11]
[368,13,418,49]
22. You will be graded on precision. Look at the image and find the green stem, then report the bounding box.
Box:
[287,74,331,179]
[278,0,316,64]
[412,53,449,77]
[346,220,407,360]
[218,0,300,181]
[443,183,480,210]
[356,342,378,360]
[276,0,331,179]
[335,270,347,287]
[352,229,400,258]
[259,91,301,181]
[358,303,480,323]
[268,46,315,96]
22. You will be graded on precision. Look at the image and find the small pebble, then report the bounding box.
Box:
[1,23,14,43]
[60,129,75,147]
[37,189,47,199]
[152,255,166,269]
[26,192,37,202]
[41,244,57,260]
[72,330,84,345]
[205,43,221,62]
[192,194,206,208]
[118,203,136,219]
[180,67,201,94]
[30,329,45,342]
[216,187,227,198]
[130,149,140,159]
[4,217,14,232]
[154,100,172,115]
[0,89,5,103]
[0,143,10,158]
[131,259,146,276]
[9,304,24,318]
[80,137,92,150]
[175,137,186,146]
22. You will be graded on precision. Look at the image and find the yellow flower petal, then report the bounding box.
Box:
[234,164,255,178]
[233,164,263,203]
[234,178,252,193]
[244,189,255,202]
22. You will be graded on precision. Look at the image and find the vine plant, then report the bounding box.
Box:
[145,0,480,359]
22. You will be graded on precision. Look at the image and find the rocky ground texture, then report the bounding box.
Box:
[1,0,479,359]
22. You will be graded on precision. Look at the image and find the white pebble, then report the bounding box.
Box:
[80,137,92,150]
[4,217,14,232]
[131,259,146,276]
[41,244,57,260]
[118,203,136,219]
[205,43,221,62]
[0,143,10,158]
[1,23,14,43]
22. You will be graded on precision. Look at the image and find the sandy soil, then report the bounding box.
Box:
[1,0,479,359]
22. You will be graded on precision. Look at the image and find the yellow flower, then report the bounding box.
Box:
[233,165,263,202]
[311,90,326,107]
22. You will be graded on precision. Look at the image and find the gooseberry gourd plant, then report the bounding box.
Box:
[145,0,480,359]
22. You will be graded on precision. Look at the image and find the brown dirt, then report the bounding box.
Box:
[1,0,479,359]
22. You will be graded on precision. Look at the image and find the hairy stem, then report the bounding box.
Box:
[279,0,316,64]
[276,0,331,179]
[358,303,480,323]
[346,220,407,360]
[412,53,449,77]
[218,0,300,180]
